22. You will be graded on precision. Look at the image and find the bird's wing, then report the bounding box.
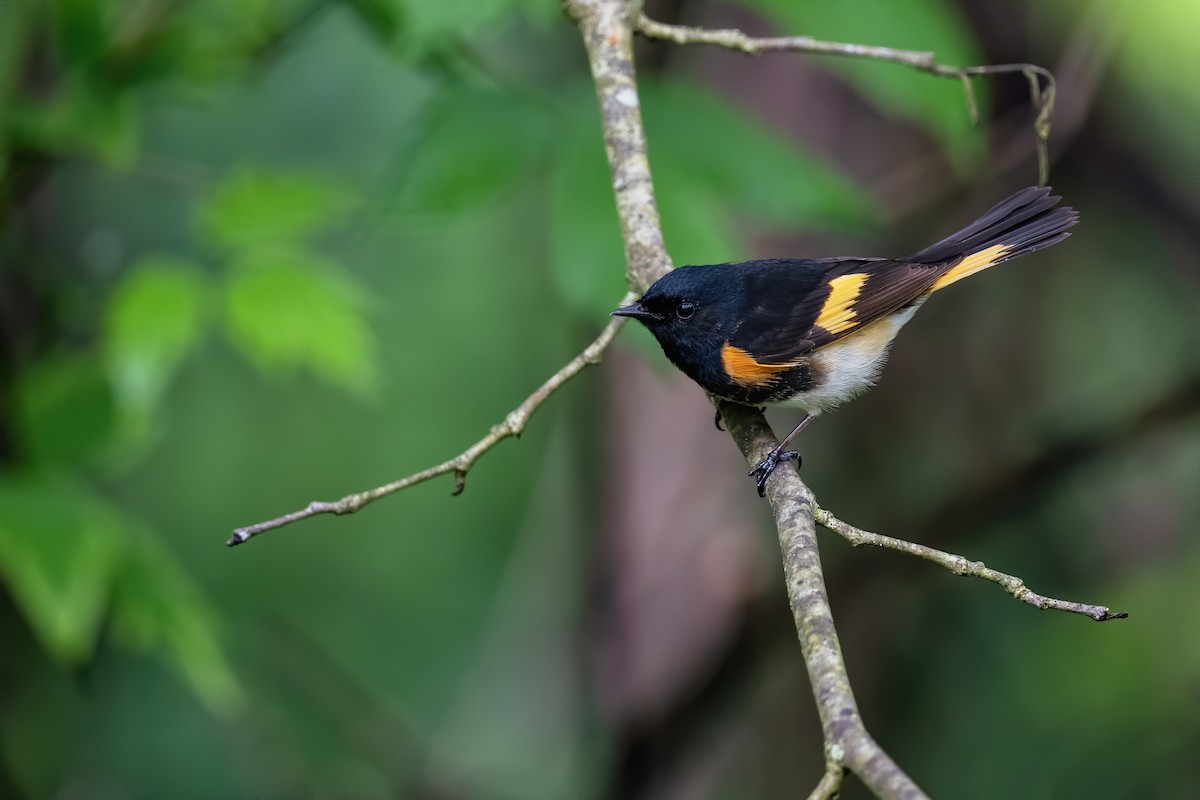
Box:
[734,187,1078,366]
[735,257,945,364]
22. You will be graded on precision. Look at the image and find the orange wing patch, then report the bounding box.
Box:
[930,243,1010,291]
[721,343,796,388]
[815,272,869,334]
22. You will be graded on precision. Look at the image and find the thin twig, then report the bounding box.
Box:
[807,747,845,800]
[637,12,940,63]
[813,507,1127,622]
[635,14,1056,185]
[227,297,634,546]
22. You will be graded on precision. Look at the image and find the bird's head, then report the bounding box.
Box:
[612,265,743,388]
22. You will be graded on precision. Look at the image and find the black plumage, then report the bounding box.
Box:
[613,186,1079,494]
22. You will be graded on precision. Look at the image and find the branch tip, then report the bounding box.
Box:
[813,507,1124,623]
[228,311,629,544]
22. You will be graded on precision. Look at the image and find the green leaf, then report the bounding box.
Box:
[198,169,352,251]
[223,249,377,396]
[16,356,117,467]
[104,255,209,415]
[174,0,289,56]
[642,80,875,247]
[0,474,241,713]
[547,122,629,318]
[0,475,124,663]
[399,0,555,47]
[7,81,139,168]
[748,0,985,167]
[399,88,553,214]
[0,0,25,183]
[1098,0,1200,180]
[142,1,279,84]
[110,536,243,714]
[55,0,110,72]
[344,0,406,47]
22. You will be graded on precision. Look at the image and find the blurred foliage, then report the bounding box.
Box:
[0,0,1196,797]
[104,254,208,415]
[749,0,987,166]
[0,471,238,712]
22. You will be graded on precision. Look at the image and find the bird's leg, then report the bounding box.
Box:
[749,413,816,497]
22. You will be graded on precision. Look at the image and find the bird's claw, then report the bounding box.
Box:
[749,449,800,497]
[714,409,725,431]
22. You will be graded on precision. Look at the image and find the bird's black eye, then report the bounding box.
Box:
[676,301,696,320]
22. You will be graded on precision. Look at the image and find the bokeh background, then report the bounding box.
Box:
[1,0,1197,797]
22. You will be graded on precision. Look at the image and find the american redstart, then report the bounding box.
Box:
[613,186,1078,495]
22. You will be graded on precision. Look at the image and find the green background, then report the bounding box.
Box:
[1,0,1196,796]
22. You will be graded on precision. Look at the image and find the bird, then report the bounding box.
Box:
[612,186,1078,496]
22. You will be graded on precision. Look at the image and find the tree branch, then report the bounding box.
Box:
[230,3,1120,797]
[716,404,926,799]
[635,13,1056,185]
[813,507,1127,621]
[808,749,846,800]
[227,298,634,546]
[565,1,924,795]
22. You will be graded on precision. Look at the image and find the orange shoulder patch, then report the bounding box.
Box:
[721,343,795,388]
[815,272,869,334]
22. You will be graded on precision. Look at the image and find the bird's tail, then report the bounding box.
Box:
[905,186,1079,292]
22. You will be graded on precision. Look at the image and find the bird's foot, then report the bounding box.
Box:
[713,408,725,431]
[749,449,801,497]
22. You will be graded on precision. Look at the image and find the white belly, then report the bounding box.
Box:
[777,306,919,414]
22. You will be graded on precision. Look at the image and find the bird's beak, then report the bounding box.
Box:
[611,302,658,321]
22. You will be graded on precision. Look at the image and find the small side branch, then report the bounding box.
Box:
[807,748,846,800]
[813,508,1128,622]
[635,14,1056,185]
[227,298,634,546]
